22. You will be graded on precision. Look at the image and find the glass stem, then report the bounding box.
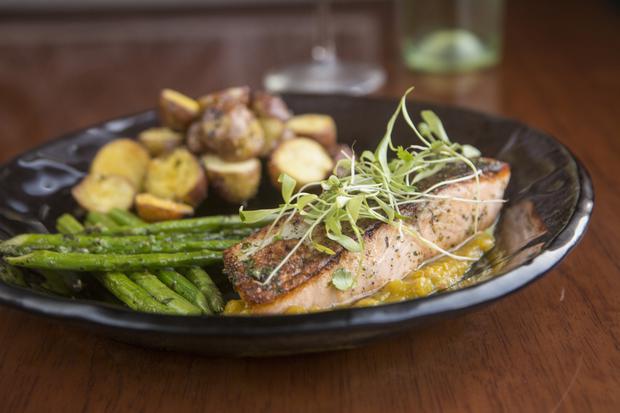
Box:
[312,0,337,64]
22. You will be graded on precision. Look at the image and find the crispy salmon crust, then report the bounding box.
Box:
[223,158,510,313]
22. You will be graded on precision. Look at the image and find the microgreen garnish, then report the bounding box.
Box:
[240,87,500,287]
[331,268,354,291]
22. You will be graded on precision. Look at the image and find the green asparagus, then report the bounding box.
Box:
[86,211,120,230]
[181,266,224,313]
[37,269,74,295]
[0,261,27,287]
[128,271,202,315]
[18,214,85,296]
[156,269,211,314]
[56,214,84,235]
[5,250,222,272]
[0,234,239,255]
[108,209,145,226]
[56,213,192,314]
[1,212,241,315]
[95,272,173,314]
[91,214,270,236]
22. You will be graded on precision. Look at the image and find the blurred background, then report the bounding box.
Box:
[0,0,618,162]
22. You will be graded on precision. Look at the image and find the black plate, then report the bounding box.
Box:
[0,95,593,356]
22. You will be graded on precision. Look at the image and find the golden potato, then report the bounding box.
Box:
[185,121,205,154]
[203,154,261,203]
[286,114,337,150]
[144,148,207,207]
[90,138,150,189]
[72,174,136,213]
[134,193,194,222]
[251,91,292,121]
[258,117,293,157]
[159,88,200,131]
[198,86,250,112]
[268,137,334,190]
[201,105,264,161]
[138,127,183,156]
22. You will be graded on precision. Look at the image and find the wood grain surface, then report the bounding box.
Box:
[0,0,618,411]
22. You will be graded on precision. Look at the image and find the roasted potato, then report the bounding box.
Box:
[198,86,250,112]
[268,137,334,190]
[159,88,200,131]
[202,154,261,203]
[144,148,207,207]
[286,114,337,150]
[200,104,264,161]
[251,91,292,121]
[90,138,150,189]
[72,174,136,213]
[186,121,205,154]
[134,193,194,222]
[138,127,183,156]
[258,117,293,157]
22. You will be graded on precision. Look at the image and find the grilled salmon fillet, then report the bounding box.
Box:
[224,158,510,314]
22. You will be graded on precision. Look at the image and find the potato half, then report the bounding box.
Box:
[159,88,200,131]
[138,127,183,156]
[258,117,293,157]
[134,193,194,222]
[268,137,334,190]
[144,148,207,207]
[252,91,292,121]
[201,104,264,161]
[72,174,136,213]
[198,86,250,112]
[286,114,337,150]
[203,154,261,203]
[90,138,150,190]
[186,121,206,154]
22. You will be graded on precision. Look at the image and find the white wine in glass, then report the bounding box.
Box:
[264,0,386,95]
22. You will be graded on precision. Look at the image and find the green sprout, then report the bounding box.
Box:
[240,87,498,288]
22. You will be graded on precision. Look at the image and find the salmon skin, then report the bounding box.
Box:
[223,158,510,314]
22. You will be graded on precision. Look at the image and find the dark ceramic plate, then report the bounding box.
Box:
[0,95,593,356]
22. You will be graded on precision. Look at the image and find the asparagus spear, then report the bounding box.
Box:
[96,272,173,314]
[181,266,224,313]
[15,214,86,296]
[0,234,239,255]
[37,269,73,295]
[156,269,211,314]
[90,214,270,236]
[57,213,193,314]
[54,215,87,297]
[57,214,144,305]
[107,209,145,226]
[91,212,221,316]
[56,214,84,235]
[86,211,120,230]
[128,271,202,315]
[105,210,219,315]
[5,249,222,272]
[106,209,255,239]
[107,211,221,315]
[0,261,27,287]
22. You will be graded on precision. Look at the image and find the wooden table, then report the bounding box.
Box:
[0,1,618,411]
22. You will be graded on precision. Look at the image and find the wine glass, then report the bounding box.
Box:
[263,0,386,95]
